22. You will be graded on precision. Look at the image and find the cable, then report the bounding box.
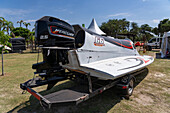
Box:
[27,47,40,88]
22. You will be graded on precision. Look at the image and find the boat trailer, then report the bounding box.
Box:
[20,68,147,109]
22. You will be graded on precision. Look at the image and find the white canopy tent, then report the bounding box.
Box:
[88,18,106,35]
[160,32,170,58]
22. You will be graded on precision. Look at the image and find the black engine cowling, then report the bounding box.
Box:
[35,16,75,47]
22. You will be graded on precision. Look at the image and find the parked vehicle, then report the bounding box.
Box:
[145,37,162,51]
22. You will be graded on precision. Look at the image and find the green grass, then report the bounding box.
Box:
[0,51,169,113]
[0,52,41,112]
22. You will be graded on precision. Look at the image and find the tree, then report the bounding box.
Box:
[31,23,36,32]
[12,27,31,47]
[17,20,24,35]
[23,22,31,29]
[0,17,5,31]
[158,19,170,36]
[130,22,139,35]
[0,31,11,75]
[3,20,14,35]
[29,32,35,52]
[31,25,37,50]
[140,24,153,41]
[152,27,159,36]
[140,24,152,33]
[12,27,30,37]
[120,18,130,33]
[129,22,140,41]
[0,17,14,37]
[100,18,130,37]
[17,20,24,28]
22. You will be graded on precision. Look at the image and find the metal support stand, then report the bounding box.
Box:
[87,74,92,93]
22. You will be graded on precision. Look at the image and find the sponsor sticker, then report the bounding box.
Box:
[94,36,105,46]
[50,26,74,37]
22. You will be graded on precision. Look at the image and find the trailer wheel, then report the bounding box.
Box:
[127,78,134,96]
[123,78,134,99]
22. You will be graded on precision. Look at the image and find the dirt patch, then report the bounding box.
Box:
[0,94,6,98]
[154,72,166,77]
[148,52,156,58]
[135,94,154,106]
[162,87,170,92]
[0,93,14,98]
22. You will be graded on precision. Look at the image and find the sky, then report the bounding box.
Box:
[0,0,170,31]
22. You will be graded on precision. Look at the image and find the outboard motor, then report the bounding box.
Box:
[35,16,75,47]
[32,16,76,89]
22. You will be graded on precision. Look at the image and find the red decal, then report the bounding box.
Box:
[27,88,41,100]
[122,86,127,89]
[137,57,150,64]
[112,40,133,49]
[144,60,150,63]
[50,26,58,34]
[50,26,74,39]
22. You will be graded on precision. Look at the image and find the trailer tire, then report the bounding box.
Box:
[127,78,134,96]
[122,78,135,99]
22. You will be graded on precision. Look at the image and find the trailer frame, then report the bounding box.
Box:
[20,68,147,109]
